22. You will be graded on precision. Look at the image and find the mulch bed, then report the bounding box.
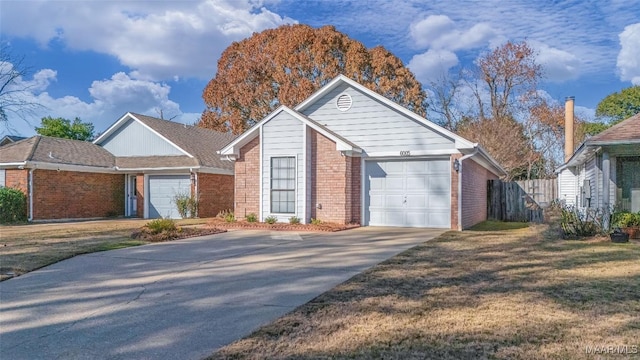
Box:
[208,219,360,232]
[131,226,226,242]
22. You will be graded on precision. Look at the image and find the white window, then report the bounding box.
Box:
[0,169,5,187]
[270,157,295,214]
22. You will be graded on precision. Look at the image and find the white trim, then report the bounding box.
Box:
[24,161,116,173]
[124,174,130,217]
[94,112,193,158]
[266,155,298,219]
[28,168,34,222]
[335,93,353,112]
[143,174,149,218]
[364,149,458,158]
[302,124,307,224]
[259,125,264,221]
[219,106,360,157]
[0,162,27,168]
[294,75,476,149]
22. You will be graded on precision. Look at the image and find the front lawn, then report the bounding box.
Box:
[210,223,640,359]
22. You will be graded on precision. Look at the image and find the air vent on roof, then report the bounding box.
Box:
[336,93,352,112]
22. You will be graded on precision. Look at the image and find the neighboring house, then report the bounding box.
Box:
[220,75,505,230]
[557,112,640,212]
[0,113,235,221]
[0,135,26,146]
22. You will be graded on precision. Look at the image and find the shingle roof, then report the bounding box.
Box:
[129,113,236,171]
[587,112,640,143]
[115,156,198,169]
[0,135,27,146]
[0,136,115,167]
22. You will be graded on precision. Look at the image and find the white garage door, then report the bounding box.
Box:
[365,159,451,228]
[148,175,191,219]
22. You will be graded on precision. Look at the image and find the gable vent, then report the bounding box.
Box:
[336,93,352,112]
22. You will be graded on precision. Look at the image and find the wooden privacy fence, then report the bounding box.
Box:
[488,179,557,223]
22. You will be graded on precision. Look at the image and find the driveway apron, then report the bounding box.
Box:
[0,227,444,360]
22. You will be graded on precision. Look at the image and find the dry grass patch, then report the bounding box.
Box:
[0,218,211,280]
[210,223,640,360]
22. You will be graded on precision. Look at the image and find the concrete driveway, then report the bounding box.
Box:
[0,227,444,360]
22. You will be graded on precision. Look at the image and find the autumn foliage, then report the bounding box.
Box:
[200,24,426,134]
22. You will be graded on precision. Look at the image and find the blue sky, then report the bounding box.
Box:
[1,0,639,137]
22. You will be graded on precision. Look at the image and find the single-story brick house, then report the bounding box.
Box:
[557,112,640,212]
[219,75,505,230]
[0,113,235,221]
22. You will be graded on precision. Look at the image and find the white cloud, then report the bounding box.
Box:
[0,0,296,80]
[409,15,498,51]
[2,66,194,137]
[617,23,640,85]
[531,41,581,82]
[407,49,459,84]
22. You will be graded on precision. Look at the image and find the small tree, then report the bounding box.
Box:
[35,116,95,141]
[596,86,640,124]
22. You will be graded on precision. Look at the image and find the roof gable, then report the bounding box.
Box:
[218,106,361,157]
[295,75,475,149]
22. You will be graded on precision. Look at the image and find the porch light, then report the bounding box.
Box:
[453,159,460,172]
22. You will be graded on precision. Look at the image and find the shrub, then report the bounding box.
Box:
[173,192,198,219]
[217,209,235,223]
[289,216,300,225]
[146,218,177,234]
[559,205,610,238]
[245,213,258,223]
[311,218,322,225]
[265,215,278,224]
[0,187,27,224]
[615,211,640,227]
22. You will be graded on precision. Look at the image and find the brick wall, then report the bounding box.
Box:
[197,173,234,218]
[136,174,144,218]
[460,158,498,229]
[310,130,360,224]
[450,154,461,230]
[5,169,29,194]
[31,170,124,220]
[234,137,260,219]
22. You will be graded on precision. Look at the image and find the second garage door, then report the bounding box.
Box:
[148,175,191,219]
[365,159,451,228]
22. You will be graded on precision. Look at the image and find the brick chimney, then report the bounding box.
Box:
[564,96,575,163]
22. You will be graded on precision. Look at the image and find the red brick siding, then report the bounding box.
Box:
[136,174,144,218]
[5,169,29,194]
[31,170,124,220]
[310,130,359,224]
[234,137,260,219]
[460,159,498,229]
[450,154,461,230]
[197,173,234,218]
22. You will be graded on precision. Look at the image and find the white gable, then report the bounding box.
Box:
[99,117,185,157]
[300,82,456,156]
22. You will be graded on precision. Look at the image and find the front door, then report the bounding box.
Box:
[126,175,137,217]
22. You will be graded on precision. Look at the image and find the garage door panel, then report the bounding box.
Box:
[149,175,190,219]
[366,159,450,228]
[429,160,450,173]
[385,194,404,208]
[406,176,427,190]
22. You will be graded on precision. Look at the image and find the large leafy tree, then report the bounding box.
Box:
[35,116,95,141]
[595,85,640,124]
[200,24,426,134]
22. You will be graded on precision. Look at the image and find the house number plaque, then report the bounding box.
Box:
[400,150,411,156]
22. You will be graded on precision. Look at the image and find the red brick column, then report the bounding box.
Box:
[234,137,260,219]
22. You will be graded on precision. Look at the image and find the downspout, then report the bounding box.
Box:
[457,149,479,231]
[28,168,34,222]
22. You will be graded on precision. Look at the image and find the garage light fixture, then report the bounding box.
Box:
[453,159,460,172]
